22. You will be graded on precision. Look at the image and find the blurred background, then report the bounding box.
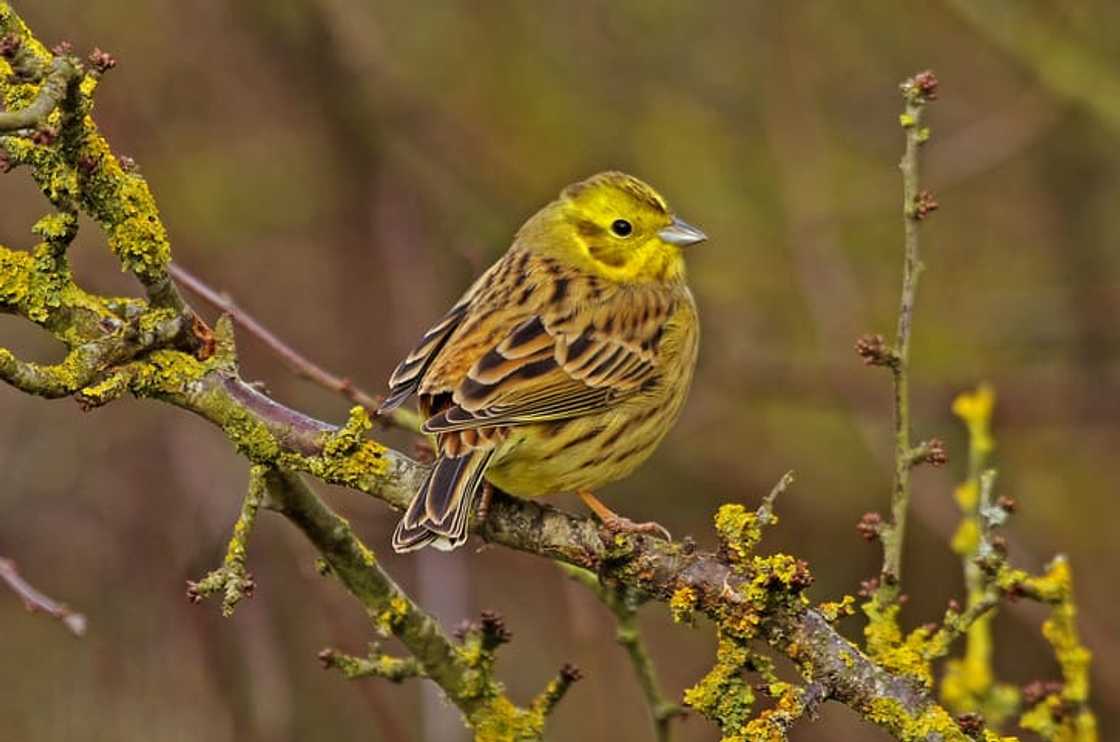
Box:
[2,2,1117,740]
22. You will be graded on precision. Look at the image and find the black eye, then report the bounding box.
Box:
[610,219,633,237]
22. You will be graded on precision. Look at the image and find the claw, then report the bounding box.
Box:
[601,515,672,541]
[578,489,671,541]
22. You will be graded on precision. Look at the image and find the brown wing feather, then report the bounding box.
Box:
[422,277,674,434]
[379,302,469,413]
[386,247,678,434]
[379,252,528,413]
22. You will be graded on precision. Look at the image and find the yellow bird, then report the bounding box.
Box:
[380,172,704,552]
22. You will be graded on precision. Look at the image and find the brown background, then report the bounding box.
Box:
[2,2,1117,740]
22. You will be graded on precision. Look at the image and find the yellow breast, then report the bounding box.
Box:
[485,292,698,497]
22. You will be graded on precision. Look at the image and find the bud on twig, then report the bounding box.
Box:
[479,608,512,646]
[857,512,883,542]
[855,334,896,368]
[956,712,984,738]
[906,438,948,468]
[901,70,940,103]
[0,34,21,59]
[559,663,583,683]
[1022,680,1064,706]
[87,47,117,73]
[913,190,939,220]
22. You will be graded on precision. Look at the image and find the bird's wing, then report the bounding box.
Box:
[379,300,470,413]
[422,282,676,433]
[378,253,519,414]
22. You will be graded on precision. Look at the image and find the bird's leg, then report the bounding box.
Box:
[475,481,495,525]
[577,491,671,541]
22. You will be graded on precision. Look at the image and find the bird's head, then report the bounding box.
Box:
[524,171,706,285]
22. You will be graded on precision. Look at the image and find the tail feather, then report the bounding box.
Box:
[392,449,494,553]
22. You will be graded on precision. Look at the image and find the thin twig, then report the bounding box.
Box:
[757,470,795,527]
[319,645,425,682]
[560,564,685,742]
[186,464,267,616]
[168,262,421,433]
[0,557,86,636]
[876,71,939,602]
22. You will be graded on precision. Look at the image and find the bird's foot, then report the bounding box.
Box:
[600,514,672,541]
[578,490,670,541]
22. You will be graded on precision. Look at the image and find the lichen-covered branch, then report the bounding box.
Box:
[187,464,268,616]
[168,262,422,434]
[263,468,570,739]
[319,646,426,683]
[940,386,1019,725]
[0,54,79,131]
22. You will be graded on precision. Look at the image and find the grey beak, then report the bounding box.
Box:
[658,216,707,247]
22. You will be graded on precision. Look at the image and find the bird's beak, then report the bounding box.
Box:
[658,216,707,247]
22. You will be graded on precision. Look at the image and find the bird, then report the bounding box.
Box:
[379,171,705,553]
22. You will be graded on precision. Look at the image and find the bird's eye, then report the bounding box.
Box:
[610,219,633,237]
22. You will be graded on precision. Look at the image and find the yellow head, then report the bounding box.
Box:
[521,171,706,285]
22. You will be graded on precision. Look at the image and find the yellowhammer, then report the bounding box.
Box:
[380,171,705,552]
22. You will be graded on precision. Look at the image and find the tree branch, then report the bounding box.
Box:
[319,645,426,683]
[0,53,79,131]
[167,262,421,433]
[262,467,570,736]
[875,70,939,603]
[0,557,86,636]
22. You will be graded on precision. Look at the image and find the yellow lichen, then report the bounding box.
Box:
[373,594,409,637]
[670,585,697,624]
[1014,556,1097,741]
[323,406,373,456]
[742,682,806,742]
[818,594,856,623]
[1020,694,1097,742]
[954,481,979,511]
[683,633,756,733]
[866,696,973,741]
[469,696,546,742]
[950,519,981,557]
[355,539,377,567]
[952,384,995,456]
[31,211,78,244]
[714,503,764,566]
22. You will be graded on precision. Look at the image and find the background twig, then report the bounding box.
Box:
[168,262,422,433]
[560,564,685,742]
[875,70,939,605]
[0,557,86,636]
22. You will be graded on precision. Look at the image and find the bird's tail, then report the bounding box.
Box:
[392,448,494,553]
